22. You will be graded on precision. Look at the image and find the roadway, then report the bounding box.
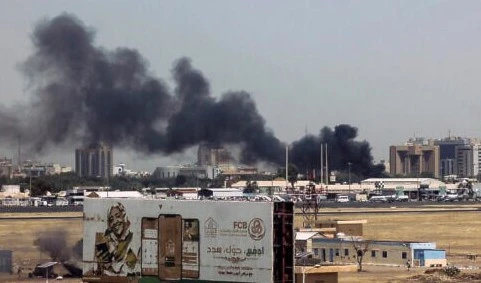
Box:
[296,200,481,215]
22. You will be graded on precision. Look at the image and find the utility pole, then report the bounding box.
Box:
[320,143,324,186]
[29,165,32,193]
[325,144,329,185]
[285,145,289,190]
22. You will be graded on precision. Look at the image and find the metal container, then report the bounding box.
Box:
[0,250,12,273]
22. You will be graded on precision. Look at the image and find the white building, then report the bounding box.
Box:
[86,191,144,198]
[152,165,220,179]
[1,185,20,194]
[66,186,109,205]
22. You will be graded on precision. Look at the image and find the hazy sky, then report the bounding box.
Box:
[1,0,481,171]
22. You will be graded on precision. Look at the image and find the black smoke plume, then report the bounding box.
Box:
[6,13,382,176]
[14,13,284,165]
[34,230,71,261]
[34,231,83,277]
[290,125,385,178]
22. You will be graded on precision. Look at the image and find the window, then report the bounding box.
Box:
[402,252,407,259]
[371,250,376,257]
[335,249,339,256]
[382,251,387,258]
[314,248,319,256]
[344,249,349,256]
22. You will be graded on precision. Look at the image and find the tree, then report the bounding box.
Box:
[351,238,370,272]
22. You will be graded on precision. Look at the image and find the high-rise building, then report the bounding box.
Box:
[453,140,481,178]
[75,143,113,180]
[197,144,232,169]
[389,144,440,178]
[434,137,470,178]
[455,144,473,178]
[472,142,481,178]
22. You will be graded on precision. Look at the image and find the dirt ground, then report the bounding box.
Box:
[0,275,81,283]
[298,205,481,282]
[1,206,481,282]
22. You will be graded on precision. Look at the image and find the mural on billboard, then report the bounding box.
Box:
[94,202,140,276]
[182,219,200,278]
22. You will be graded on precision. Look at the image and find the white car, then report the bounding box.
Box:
[395,195,409,202]
[443,193,460,202]
[335,195,349,203]
[369,195,388,202]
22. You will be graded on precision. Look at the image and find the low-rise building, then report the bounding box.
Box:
[311,237,446,268]
[66,186,109,205]
[0,185,29,206]
[152,165,220,179]
[295,231,322,254]
[86,191,144,198]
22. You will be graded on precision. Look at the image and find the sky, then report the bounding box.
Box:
[1,0,481,171]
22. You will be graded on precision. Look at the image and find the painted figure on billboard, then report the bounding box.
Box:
[94,202,139,276]
[183,220,199,241]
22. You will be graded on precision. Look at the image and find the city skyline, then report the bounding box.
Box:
[2,1,481,170]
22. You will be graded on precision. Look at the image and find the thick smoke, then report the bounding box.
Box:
[34,230,71,261]
[290,125,385,178]
[5,13,382,174]
[13,13,285,165]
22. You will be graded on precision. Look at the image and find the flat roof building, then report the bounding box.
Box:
[311,237,446,268]
[389,144,440,178]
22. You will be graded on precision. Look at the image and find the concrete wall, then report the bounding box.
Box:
[313,239,447,268]
[424,259,447,267]
[312,239,412,266]
[366,246,411,266]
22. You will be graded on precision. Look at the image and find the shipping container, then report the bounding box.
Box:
[0,250,12,273]
[83,198,294,283]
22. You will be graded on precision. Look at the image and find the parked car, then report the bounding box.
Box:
[335,195,349,203]
[369,195,388,203]
[443,193,460,202]
[395,195,409,202]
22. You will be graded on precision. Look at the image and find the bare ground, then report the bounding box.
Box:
[1,207,481,282]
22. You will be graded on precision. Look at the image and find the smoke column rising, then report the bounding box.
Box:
[290,125,385,177]
[12,13,286,165]
[3,13,381,175]
[34,230,71,261]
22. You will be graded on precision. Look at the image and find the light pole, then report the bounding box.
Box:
[302,264,320,283]
[29,166,32,193]
[348,162,352,193]
[285,145,289,191]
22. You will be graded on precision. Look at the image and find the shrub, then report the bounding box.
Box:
[442,265,460,277]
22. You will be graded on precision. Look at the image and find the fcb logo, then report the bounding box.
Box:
[248,218,265,241]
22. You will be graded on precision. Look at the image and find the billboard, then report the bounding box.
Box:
[83,198,279,282]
